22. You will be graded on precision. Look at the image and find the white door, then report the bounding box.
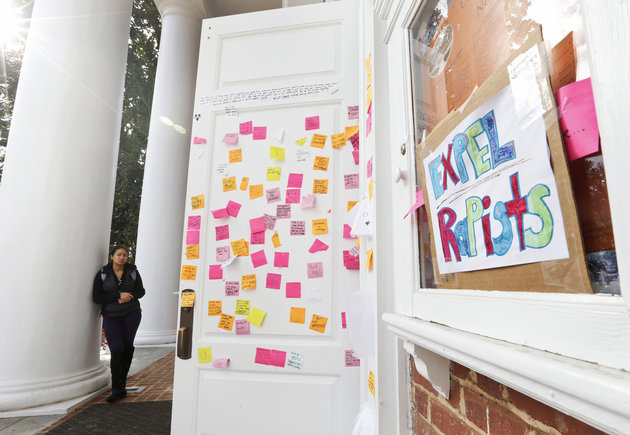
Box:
[172,3,361,434]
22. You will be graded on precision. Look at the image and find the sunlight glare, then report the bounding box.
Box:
[0,1,21,48]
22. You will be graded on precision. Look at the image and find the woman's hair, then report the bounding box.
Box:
[109,245,129,257]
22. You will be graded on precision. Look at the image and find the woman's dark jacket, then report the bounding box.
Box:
[92,263,145,317]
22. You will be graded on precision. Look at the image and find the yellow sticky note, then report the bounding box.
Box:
[181,291,195,308]
[267,167,281,181]
[369,177,374,200]
[235,299,251,315]
[186,244,199,260]
[208,300,222,316]
[356,237,360,248]
[296,137,306,146]
[270,146,285,161]
[198,346,212,363]
[313,179,328,194]
[272,231,281,248]
[366,84,373,107]
[240,177,249,190]
[345,126,359,140]
[310,134,327,149]
[218,313,235,331]
[290,307,306,324]
[309,314,328,334]
[247,307,266,327]
[313,156,330,171]
[229,148,242,163]
[331,132,346,149]
[368,370,375,397]
[231,238,249,257]
[250,184,263,199]
[181,265,197,280]
[223,176,236,192]
[191,195,204,210]
[367,248,374,271]
[347,200,358,211]
[242,274,256,290]
[312,218,328,235]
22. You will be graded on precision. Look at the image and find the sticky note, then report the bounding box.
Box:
[235,299,250,315]
[186,230,200,245]
[267,167,281,181]
[367,248,374,270]
[343,250,360,270]
[216,246,230,262]
[198,346,212,363]
[344,174,359,189]
[253,126,267,140]
[287,351,303,369]
[304,287,321,301]
[251,250,267,268]
[266,273,282,289]
[343,224,356,239]
[242,274,256,290]
[270,146,285,161]
[225,281,240,296]
[296,137,306,146]
[223,176,236,192]
[223,133,239,144]
[272,128,284,142]
[290,307,306,324]
[367,157,373,178]
[209,265,223,279]
[208,300,222,316]
[312,218,328,235]
[270,350,287,368]
[188,215,201,230]
[274,252,289,267]
[272,231,282,247]
[331,132,346,149]
[296,148,310,162]
[235,319,250,335]
[286,282,301,298]
[290,221,305,236]
[557,78,600,161]
[313,156,330,171]
[249,216,266,233]
[248,307,267,327]
[226,200,241,218]
[366,113,373,137]
[212,208,228,219]
[239,121,252,135]
[181,291,195,308]
[308,239,329,253]
[255,347,271,365]
[299,194,315,210]
[305,115,320,130]
[218,313,235,331]
[309,314,328,333]
[250,230,265,245]
[345,350,360,367]
[191,195,204,210]
[345,125,359,139]
[352,147,360,165]
[215,224,229,241]
[348,105,359,120]
[231,239,249,257]
[228,148,242,163]
[307,262,323,279]
[181,265,197,280]
[347,201,358,211]
[266,188,281,205]
[287,173,303,188]
[186,244,199,260]
[193,136,207,144]
[249,184,263,199]
[341,312,347,328]
[276,204,291,219]
[240,177,249,190]
[368,371,375,397]
[262,214,276,231]
[369,178,374,200]
[286,189,301,204]
[212,358,230,368]
[313,179,328,194]
[310,134,327,148]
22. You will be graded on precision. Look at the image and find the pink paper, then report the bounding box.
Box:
[250,230,265,245]
[212,358,230,368]
[343,224,356,239]
[367,157,373,179]
[366,113,372,137]
[239,121,252,135]
[251,250,267,268]
[225,281,240,296]
[344,174,359,189]
[341,312,347,328]
[290,221,305,236]
[255,347,272,365]
[226,200,241,218]
[352,148,360,165]
[187,215,201,230]
[216,246,230,262]
[403,190,425,219]
[222,133,239,145]
[343,250,360,270]
[235,319,250,335]
[308,239,329,253]
[287,173,303,188]
[286,282,301,298]
[348,105,359,120]
[349,132,359,149]
[186,230,199,245]
[266,273,282,289]
[193,136,206,144]
[264,214,277,231]
[209,265,223,279]
[253,126,267,140]
[270,350,287,367]
[345,350,360,367]
[266,187,281,203]
[557,78,600,161]
[215,224,229,241]
[276,204,291,219]
[249,216,266,233]
[286,189,301,204]
[212,208,228,219]
[307,262,323,279]
[300,194,316,209]
[305,116,320,130]
[274,252,289,267]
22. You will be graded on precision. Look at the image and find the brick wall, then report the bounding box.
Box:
[410,358,605,434]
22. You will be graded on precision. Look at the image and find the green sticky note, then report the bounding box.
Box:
[267,167,281,181]
[198,346,212,363]
[270,146,285,161]
[247,307,267,327]
[235,299,251,315]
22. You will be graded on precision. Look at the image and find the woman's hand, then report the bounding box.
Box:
[118,292,134,304]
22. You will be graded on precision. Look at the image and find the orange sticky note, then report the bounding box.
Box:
[218,313,235,331]
[242,274,256,290]
[231,238,249,256]
[347,200,358,211]
[310,134,327,149]
[290,307,306,324]
[309,314,328,333]
[313,179,328,194]
[229,148,242,163]
[186,244,199,260]
[181,265,197,280]
[250,184,263,199]
[312,218,328,235]
[181,291,195,308]
[367,248,374,270]
[331,132,346,149]
[208,300,222,316]
[223,176,236,192]
[191,195,204,210]
[272,231,281,248]
[369,178,374,200]
[345,126,359,140]
[368,371,375,397]
[313,156,330,171]
[240,177,249,190]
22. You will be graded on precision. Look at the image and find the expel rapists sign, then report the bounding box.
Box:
[423,85,569,274]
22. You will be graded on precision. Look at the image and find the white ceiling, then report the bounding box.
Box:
[206,0,283,17]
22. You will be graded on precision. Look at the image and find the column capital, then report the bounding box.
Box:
[153,0,210,21]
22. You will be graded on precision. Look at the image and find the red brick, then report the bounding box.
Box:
[413,414,443,435]
[414,386,429,418]
[430,398,472,435]
[475,372,503,398]
[451,362,471,382]
[463,389,488,432]
[488,401,530,435]
[447,380,462,411]
[411,363,440,395]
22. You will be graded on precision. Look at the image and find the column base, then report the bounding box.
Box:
[135,329,177,345]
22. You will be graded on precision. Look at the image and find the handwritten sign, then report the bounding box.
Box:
[266,187,281,203]
[188,215,201,229]
[290,221,305,236]
[286,189,301,204]
[267,167,281,181]
[181,265,197,280]
[208,300,222,316]
[345,350,360,367]
[276,204,291,219]
[242,274,256,290]
[348,105,359,120]
[216,246,230,262]
[368,371,375,397]
[287,352,303,369]
[312,218,328,235]
[240,177,249,190]
[313,179,328,194]
[225,281,240,296]
[310,134,327,148]
[228,148,242,163]
[239,121,252,135]
[309,314,328,333]
[264,214,277,230]
[218,313,235,331]
[331,132,346,149]
[231,239,249,257]
[222,176,236,192]
[344,174,359,189]
[290,307,306,324]
[235,319,250,335]
[215,224,229,241]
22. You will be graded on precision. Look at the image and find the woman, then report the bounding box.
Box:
[92,246,145,402]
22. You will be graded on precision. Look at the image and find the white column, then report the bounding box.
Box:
[0,0,133,411]
[134,1,207,344]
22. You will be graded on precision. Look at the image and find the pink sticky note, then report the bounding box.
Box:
[212,208,229,219]
[250,230,265,245]
[307,262,323,279]
[367,101,372,116]
[348,105,359,120]
[352,148,360,165]
[235,319,250,335]
[557,78,600,161]
[349,132,359,149]
[212,357,230,368]
[343,224,356,239]
[308,239,329,253]
[193,136,206,144]
[403,190,425,219]
[216,246,230,262]
[290,220,305,236]
[209,265,223,280]
[305,116,320,131]
[249,216,266,233]
[286,282,301,298]
[188,215,201,230]
[251,250,267,268]
[239,121,252,135]
[276,204,291,219]
[225,281,240,296]
[345,350,360,367]
[222,133,239,145]
[341,312,347,328]
[287,173,303,188]
[215,224,229,241]
[264,214,277,231]
[300,194,316,209]
[343,250,360,270]
[186,230,199,245]
[226,200,241,218]
[366,113,372,137]
[274,252,289,267]
[286,189,301,204]
[266,273,282,289]
[253,126,267,140]
[266,187,281,203]
[270,350,287,368]
[367,157,373,179]
[344,174,359,189]
[255,347,272,365]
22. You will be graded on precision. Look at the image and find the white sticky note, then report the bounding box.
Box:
[272,128,285,142]
[304,287,322,302]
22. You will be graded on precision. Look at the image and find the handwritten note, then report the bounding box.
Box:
[270,350,287,368]
[345,125,359,139]
[186,244,199,260]
[191,195,204,210]
[235,299,250,315]
[249,184,263,199]
[272,231,282,247]
[290,220,305,236]
[226,200,241,218]
[209,265,223,280]
[276,204,291,219]
[188,215,201,230]
[270,146,285,161]
[274,252,289,267]
[305,115,320,130]
[313,156,330,171]
[557,78,600,161]
[215,246,229,262]
[343,250,360,270]
[247,307,267,327]
[313,179,328,194]
[331,132,346,149]
[253,126,267,140]
[231,239,249,257]
[249,216,265,233]
[310,134,327,149]
[296,149,310,162]
[181,291,195,308]
[290,307,306,324]
[309,314,328,333]
[223,133,239,145]
[266,187,281,203]
[228,148,242,163]
[251,250,267,268]
[345,350,360,367]
[223,176,236,192]
[308,239,329,253]
[181,265,197,280]
[198,346,212,363]
[212,358,230,368]
[368,371,375,397]
[240,177,249,190]
[212,208,228,219]
[235,319,250,335]
[288,173,303,188]
[225,281,240,296]
[286,189,301,204]
[307,262,323,279]
[250,230,265,245]
[242,274,256,290]
[312,218,328,235]
[286,282,301,298]
[344,174,359,189]
[215,224,229,241]
[266,273,282,289]
[348,201,358,211]
[218,313,235,331]
[264,214,277,230]
[287,352,303,369]
[348,105,359,120]
[267,167,281,181]
[239,121,252,135]
[296,137,306,146]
